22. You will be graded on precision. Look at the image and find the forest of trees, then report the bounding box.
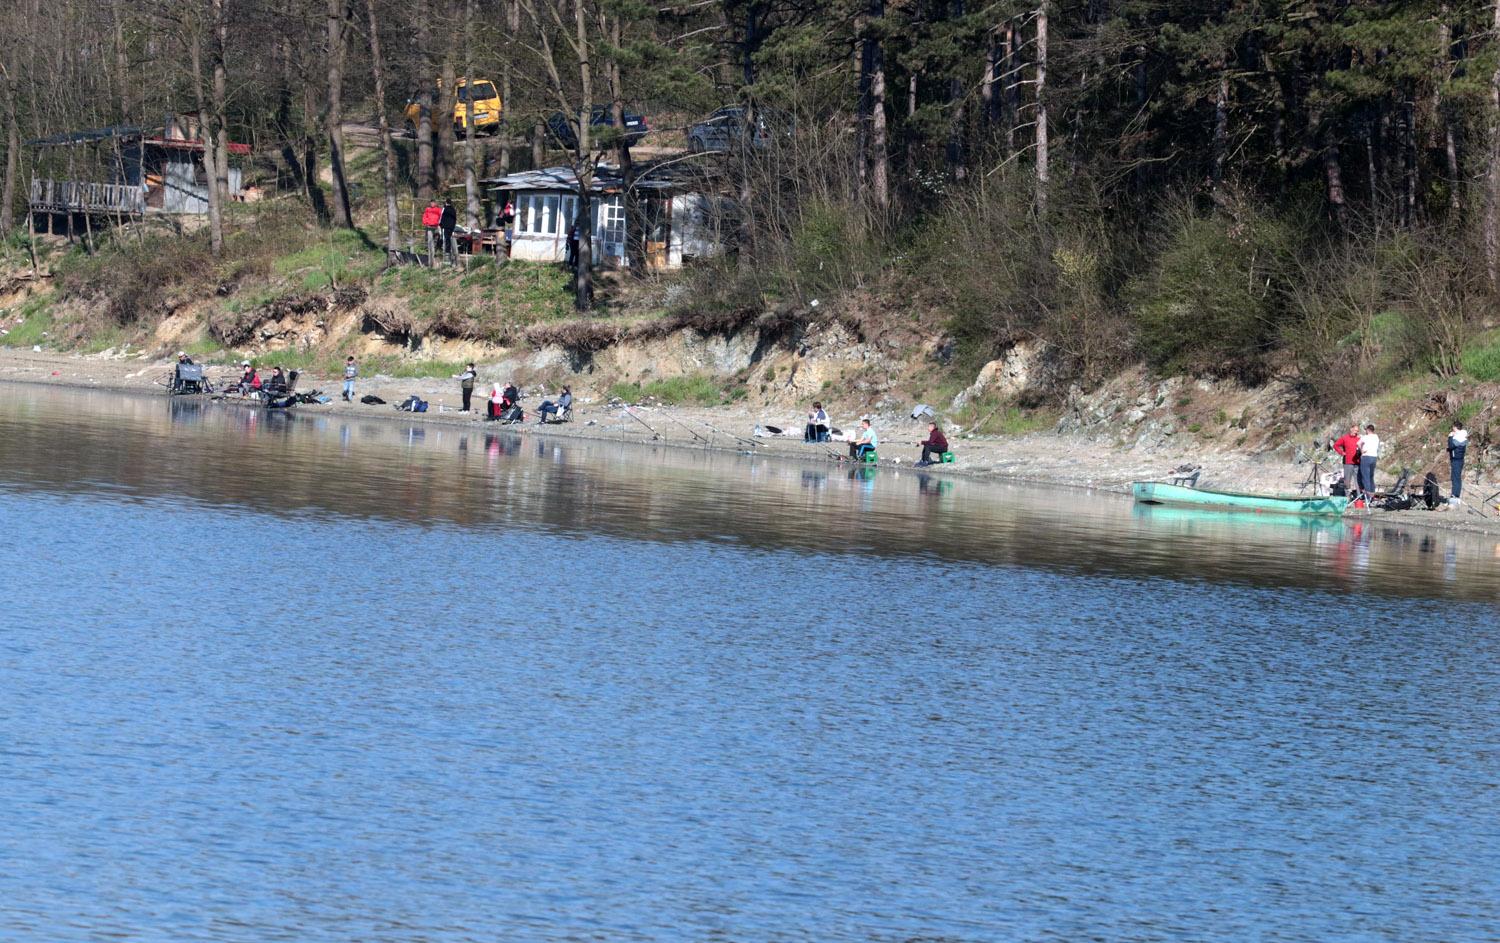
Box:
[5,0,1500,402]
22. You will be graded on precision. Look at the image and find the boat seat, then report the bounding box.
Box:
[1169,467,1201,487]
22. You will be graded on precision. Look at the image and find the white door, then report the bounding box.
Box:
[594,196,626,264]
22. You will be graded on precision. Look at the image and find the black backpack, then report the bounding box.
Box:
[360,394,386,405]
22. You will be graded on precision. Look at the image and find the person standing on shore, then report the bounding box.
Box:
[1447,420,1469,499]
[454,363,477,412]
[1357,423,1381,500]
[342,356,358,402]
[804,402,829,443]
[1333,424,1361,494]
[440,199,458,261]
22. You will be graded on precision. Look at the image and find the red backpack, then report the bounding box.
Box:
[421,204,442,227]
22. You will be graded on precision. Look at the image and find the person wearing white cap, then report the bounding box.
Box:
[172,351,195,391]
[237,360,260,396]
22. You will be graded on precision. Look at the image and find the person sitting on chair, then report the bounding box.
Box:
[266,367,288,394]
[237,361,261,397]
[486,383,504,420]
[172,352,195,392]
[847,418,877,461]
[915,421,949,467]
[537,386,573,424]
[804,401,830,443]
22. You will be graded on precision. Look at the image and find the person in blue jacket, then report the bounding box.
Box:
[1447,420,1469,499]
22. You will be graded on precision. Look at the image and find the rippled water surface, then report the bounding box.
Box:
[2,384,1497,942]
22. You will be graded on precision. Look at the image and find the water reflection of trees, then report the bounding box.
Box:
[3,386,1499,602]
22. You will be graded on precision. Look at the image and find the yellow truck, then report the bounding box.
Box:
[403,78,502,136]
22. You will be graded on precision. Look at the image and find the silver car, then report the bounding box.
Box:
[686,106,789,153]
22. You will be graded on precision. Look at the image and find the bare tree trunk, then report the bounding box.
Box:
[365,0,402,260]
[1403,90,1417,227]
[499,61,513,172]
[326,0,354,228]
[438,49,458,185]
[1004,24,1019,156]
[608,13,643,273]
[415,0,436,202]
[573,0,594,309]
[0,47,18,238]
[1211,66,1228,189]
[1436,11,1461,214]
[859,0,889,210]
[1445,123,1461,213]
[211,0,231,218]
[300,74,329,222]
[189,23,225,253]
[462,0,481,228]
[531,120,545,166]
[1034,1,1049,214]
[500,0,518,173]
[111,0,129,122]
[1486,1,1500,289]
[1324,125,1346,225]
[981,30,997,124]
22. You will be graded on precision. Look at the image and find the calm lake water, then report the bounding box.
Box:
[1,383,1497,942]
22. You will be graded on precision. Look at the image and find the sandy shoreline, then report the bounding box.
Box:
[5,346,1499,539]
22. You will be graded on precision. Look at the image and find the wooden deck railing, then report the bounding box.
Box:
[29,178,146,215]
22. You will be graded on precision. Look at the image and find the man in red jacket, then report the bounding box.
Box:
[1332,424,1361,493]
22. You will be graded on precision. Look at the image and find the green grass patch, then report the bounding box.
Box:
[1,296,56,347]
[273,228,386,289]
[378,259,575,331]
[1461,330,1500,382]
[1455,399,1485,427]
[608,374,746,406]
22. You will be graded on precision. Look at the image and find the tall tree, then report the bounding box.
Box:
[326,0,355,228]
[188,8,226,253]
[1034,0,1048,214]
[366,0,403,260]
[415,0,437,202]
[462,0,482,228]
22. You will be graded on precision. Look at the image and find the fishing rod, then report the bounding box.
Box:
[622,406,663,440]
[648,407,710,444]
[691,415,761,449]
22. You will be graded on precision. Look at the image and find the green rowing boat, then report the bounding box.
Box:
[1131,481,1348,517]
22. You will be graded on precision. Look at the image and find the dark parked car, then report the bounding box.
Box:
[546,106,649,150]
[686,105,790,153]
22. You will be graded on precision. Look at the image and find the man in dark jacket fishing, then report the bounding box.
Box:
[454,363,477,412]
[915,421,949,466]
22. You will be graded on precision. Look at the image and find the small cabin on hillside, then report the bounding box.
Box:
[483,163,726,270]
[27,113,251,229]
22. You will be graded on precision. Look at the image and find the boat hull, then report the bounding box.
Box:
[1131,481,1348,517]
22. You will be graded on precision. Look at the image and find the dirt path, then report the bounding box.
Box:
[6,346,1499,538]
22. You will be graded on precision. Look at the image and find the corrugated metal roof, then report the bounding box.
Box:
[27,125,147,147]
[482,163,695,193]
[28,126,252,155]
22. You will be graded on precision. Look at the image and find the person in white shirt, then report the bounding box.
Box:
[1356,423,1381,500]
